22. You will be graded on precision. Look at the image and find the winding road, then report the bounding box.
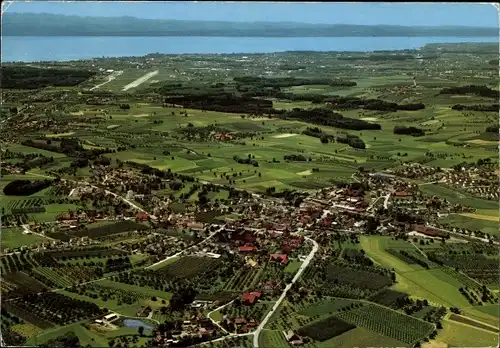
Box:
[206,300,234,334]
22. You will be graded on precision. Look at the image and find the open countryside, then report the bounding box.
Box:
[1,3,499,348]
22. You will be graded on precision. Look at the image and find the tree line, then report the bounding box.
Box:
[164,92,274,114]
[439,85,499,99]
[325,96,425,111]
[233,76,357,87]
[1,66,95,89]
[451,104,499,112]
[3,179,53,196]
[277,107,381,131]
[393,126,425,137]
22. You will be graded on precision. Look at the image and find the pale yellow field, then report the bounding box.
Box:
[459,213,499,222]
[45,132,75,137]
[436,319,498,347]
[273,133,298,138]
[466,139,499,145]
[297,170,313,176]
[11,323,41,338]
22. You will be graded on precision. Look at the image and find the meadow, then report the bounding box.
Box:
[360,236,499,328]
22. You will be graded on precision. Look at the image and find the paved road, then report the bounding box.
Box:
[252,236,319,348]
[206,300,234,334]
[145,229,221,269]
[426,224,497,245]
[383,192,391,209]
[22,224,55,241]
[62,178,157,220]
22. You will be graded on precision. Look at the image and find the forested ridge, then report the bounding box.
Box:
[4,13,498,37]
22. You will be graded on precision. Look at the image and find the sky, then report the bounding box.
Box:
[2,2,499,27]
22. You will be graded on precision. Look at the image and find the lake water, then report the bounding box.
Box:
[122,319,154,330]
[2,36,496,62]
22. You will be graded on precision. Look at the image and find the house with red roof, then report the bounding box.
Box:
[239,245,257,253]
[241,291,261,305]
[136,212,149,221]
[270,253,288,265]
[393,191,412,198]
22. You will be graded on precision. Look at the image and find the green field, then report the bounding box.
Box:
[360,236,499,327]
[419,184,498,211]
[299,298,359,317]
[439,213,500,236]
[1,227,49,249]
[435,318,499,347]
[284,260,302,274]
[321,327,409,348]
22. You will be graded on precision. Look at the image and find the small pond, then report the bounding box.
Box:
[122,319,154,330]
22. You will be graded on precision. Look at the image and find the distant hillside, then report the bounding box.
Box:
[3,13,499,37]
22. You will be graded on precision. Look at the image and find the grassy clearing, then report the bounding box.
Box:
[419,184,498,211]
[1,227,49,249]
[299,298,358,317]
[284,261,302,274]
[259,330,289,348]
[364,239,456,308]
[359,236,415,273]
[3,144,67,158]
[95,279,173,300]
[320,326,409,348]
[360,236,498,327]
[45,132,75,137]
[439,214,500,236]
[436,319,498,347]
[10,323,42,338]
[25,323,108,347]
[459,213,499,222]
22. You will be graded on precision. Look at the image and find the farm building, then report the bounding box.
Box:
[393,190,412,198]
[239,245,257,252]
[246,257,258,267]
[104,313,118,322]
[283,330,305,346]
[270,253,288,264]
[186,222,205,231]
[410,224,447,237]
[241,291,261,305]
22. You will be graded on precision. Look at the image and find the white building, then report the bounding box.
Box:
[126,190,134,200]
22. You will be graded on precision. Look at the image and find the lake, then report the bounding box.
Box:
[122,319,154,330]
[2,36,495,62]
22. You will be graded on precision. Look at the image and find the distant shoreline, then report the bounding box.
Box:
[3,34,499,38]
[2,37,497,63]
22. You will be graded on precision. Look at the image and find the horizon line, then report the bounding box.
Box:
[4,12,499,29]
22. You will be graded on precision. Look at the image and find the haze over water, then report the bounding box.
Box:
[2,36,496,62]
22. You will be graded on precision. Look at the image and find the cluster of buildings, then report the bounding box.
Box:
[155,315,218,346]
